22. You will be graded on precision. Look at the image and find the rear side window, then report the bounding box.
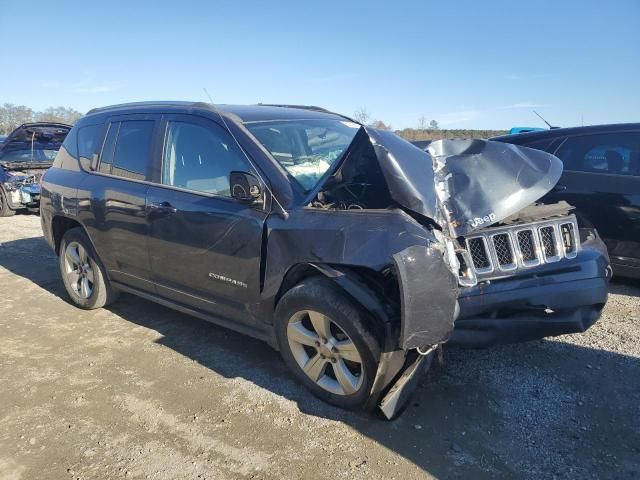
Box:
[162,121,250,196]
[99,122,118,174]
[77,124,104,170]
[555,132,640,176]
[110,121,154,180]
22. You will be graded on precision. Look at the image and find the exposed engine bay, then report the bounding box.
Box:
[310,131,393,210]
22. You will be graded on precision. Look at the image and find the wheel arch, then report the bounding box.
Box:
[275,262,399,351]
[51,216,85,255]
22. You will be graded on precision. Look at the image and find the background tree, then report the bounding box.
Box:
[353,107,371,125]
[0,104,34,135]
[418,115,428,131]
[371,120,392,130]
[0,104,84,135]
[429,119,439,130]
[35,106,83,125]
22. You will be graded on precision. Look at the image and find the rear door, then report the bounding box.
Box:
[82,114,161,292]
[544,131,640,269]
[145,114,268,325]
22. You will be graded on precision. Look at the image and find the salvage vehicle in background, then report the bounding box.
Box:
[493,124,640,278]
[40,102,610,419]
[0,122,71,216]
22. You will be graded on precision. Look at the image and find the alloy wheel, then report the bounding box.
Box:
[286,310,364,395]
[63,241,95,299]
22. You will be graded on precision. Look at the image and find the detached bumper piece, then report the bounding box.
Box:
[379,348,435,420]
[368,347,437,420]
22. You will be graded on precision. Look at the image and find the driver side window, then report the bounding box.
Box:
[162,121,250,196]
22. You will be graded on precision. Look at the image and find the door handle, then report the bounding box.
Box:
[148,201,177,214]
[552,184,567,192]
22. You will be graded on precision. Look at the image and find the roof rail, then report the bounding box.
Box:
[86,101,206,115]
[256,104,357,123]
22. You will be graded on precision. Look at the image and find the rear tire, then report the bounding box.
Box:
[0,188,16,217]
[59,227,119,309]
[275,276,381,410]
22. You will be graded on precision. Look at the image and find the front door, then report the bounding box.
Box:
[145,115,268,325]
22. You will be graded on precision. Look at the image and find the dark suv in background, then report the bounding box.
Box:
[40,102,610,419]
[493,124,640,278]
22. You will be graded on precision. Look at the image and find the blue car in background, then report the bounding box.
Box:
[0,122,71,216]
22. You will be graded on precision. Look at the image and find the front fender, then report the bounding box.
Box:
[393,245,459,349]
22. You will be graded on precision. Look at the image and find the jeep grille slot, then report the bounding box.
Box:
[560,223,576,256]
[539,226,556,257]
[492,233,515,269]
[517,230,537,263]
[461,214,580,283]
[467,237,491,271]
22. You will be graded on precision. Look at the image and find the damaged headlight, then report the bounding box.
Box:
[2,181,18,191]
[433,229,478,288]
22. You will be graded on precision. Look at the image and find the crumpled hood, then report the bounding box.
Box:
[366,130,563,237]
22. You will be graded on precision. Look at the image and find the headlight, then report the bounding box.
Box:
[3,181,18,191]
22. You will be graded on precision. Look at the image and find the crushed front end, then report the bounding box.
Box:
[1,170,44,210]
[364,136,611,415]
[451,205,611,347]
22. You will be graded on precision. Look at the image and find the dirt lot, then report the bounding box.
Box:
[0,214,639,480]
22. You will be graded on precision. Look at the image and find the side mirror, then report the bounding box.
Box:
[230,171,263,204]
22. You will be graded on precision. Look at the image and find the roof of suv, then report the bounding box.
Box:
[86,102,352,123]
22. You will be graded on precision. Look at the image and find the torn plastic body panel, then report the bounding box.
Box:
[262,208,459,419]
[262,208,459,348]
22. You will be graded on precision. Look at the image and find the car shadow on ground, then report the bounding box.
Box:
[1,236,639,479]
[611,277,640,297]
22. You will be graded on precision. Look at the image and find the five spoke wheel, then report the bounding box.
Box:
[286,310,364,396]
[63,241,95,299]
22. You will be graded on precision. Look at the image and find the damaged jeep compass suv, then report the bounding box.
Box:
[40,102,610,419]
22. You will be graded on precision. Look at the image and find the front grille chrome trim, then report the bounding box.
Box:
[515,228,542,267]
[459,214,580,283]
[489,232,517,272]
[465,235,494,274]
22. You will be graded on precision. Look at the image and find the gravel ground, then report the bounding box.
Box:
[0,213,639,480]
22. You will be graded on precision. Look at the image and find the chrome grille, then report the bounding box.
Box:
[493,233,514,267]
[560,223,577,256]
[461,215,580,283]
[517,230,537,262]
[540,226,556,257]
[467,237,491,271]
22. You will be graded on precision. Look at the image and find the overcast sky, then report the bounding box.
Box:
[1,0,638,129]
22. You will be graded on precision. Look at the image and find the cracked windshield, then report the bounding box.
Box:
[246,119,360,190]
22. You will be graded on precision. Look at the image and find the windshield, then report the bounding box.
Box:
[246,119,360,190]
[0,148,59,162]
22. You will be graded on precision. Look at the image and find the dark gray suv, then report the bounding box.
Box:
[40,102,610,419]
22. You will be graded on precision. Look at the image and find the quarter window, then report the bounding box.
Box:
[554,132,640,176]
[162,121,250,196]
[77,124,104,170]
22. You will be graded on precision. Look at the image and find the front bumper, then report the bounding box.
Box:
[3,183,41,209]
[449,231,611,348]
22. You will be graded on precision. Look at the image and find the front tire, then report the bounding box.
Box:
[275,276,381,410]
[59,227,119,309]
[0,188,16,217]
